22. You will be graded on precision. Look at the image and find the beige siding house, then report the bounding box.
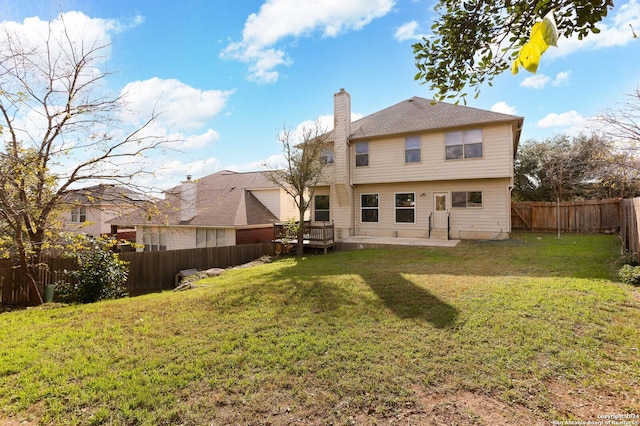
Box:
[62,185,148,240]
[109,170,298,251]
[310,89,523,240]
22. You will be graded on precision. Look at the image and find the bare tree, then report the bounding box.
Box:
[0,16,167,304]
[596,89,640,151]
[264,122,328,257]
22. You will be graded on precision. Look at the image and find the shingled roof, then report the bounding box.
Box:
[109,170,279,227]
[64,184,151,205]
[332,96,523,141]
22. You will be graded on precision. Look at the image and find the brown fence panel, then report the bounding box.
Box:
[620,198,640,257]
[0,261,25,305]
[119,242,275,295]
[511,199,621,233]
[1,243,275,304]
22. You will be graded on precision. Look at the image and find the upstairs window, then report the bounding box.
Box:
[395,193,415,223]
[361,194,379,222]
[314,195,330,222]
[452,191,483,208]
[355,142,369,167]
[405,136,421,163]
[320,148,334,165]
[445,129,483,160]
[71,206,87,223]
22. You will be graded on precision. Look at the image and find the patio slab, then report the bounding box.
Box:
[337,235,460,249]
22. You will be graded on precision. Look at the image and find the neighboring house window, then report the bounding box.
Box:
[405,136,421,163]
[361,194,379,223]
[445,129,483,160]
[320,149,335,165]
[355,142,369,167]
[452,191,483,208]
[196,228,226,248]
[314,195,330,222]
[143,228,167,251]
[395,193,415,223]
[71,206,87,223]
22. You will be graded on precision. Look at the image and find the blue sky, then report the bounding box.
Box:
[1,0,639,190]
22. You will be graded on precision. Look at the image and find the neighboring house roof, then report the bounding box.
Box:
[329,96,523,142]
[109,170,280,228]
[64,184,152,206]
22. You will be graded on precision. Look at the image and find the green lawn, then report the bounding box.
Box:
[1,232,639,425]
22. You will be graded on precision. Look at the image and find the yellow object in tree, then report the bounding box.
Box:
[512,10,558,75]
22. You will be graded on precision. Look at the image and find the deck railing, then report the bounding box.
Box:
[273,221,335,247]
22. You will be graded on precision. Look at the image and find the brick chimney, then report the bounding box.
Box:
[180,175,196,222]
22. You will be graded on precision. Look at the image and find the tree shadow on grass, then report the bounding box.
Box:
[360,272,458,329]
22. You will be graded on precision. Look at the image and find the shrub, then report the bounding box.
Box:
[62,237,129,303]
[618,264,640,286]
[618,252,639,267]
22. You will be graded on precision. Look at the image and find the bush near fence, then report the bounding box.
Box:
[0,242,275,305]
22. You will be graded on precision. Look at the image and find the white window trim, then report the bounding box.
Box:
[360,193,379,223]
[451,191,483,209]
[405,136,421,163]
[355,141,369,167]
[314,195,330,222]
[196,228,227,248]
[394,192,416,224]
[71,206,87,223]
[143,227,167,251]
[445,129,483,160]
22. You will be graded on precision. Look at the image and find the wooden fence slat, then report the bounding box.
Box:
[511,198,621,233]
[1,242,275,304]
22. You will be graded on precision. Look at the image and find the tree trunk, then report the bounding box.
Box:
[18,254,43,305]
[296,201,305,257]
[15,227,44,305]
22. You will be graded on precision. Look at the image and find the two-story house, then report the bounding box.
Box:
[108,170,300,251]
[62,184,150,241]
[310,89,523,240]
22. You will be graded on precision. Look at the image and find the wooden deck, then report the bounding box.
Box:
[273,222,335,254]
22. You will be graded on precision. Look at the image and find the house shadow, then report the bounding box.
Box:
[359,272,458,329]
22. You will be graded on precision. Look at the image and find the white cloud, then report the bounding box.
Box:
[520,74,550,89]
[394,21,428,41]
[220,0,395,84]
[491,101,517,115]
[0,11,130,93]
[183,129,221,150]
[0,11,231,194]
[146,157,224,192]
[552,71,571,86]
[536,110,586,128]
[120,78,234,132]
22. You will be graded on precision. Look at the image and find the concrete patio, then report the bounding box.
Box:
[336,235,460,250]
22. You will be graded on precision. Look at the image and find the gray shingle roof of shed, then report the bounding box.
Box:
[339,96,523,140]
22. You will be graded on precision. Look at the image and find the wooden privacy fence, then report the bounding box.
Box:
[511,199,621,233]
[620,198,640,257]
[119,243,274,295]
[0,242,275,305]
[0,257,78,306]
